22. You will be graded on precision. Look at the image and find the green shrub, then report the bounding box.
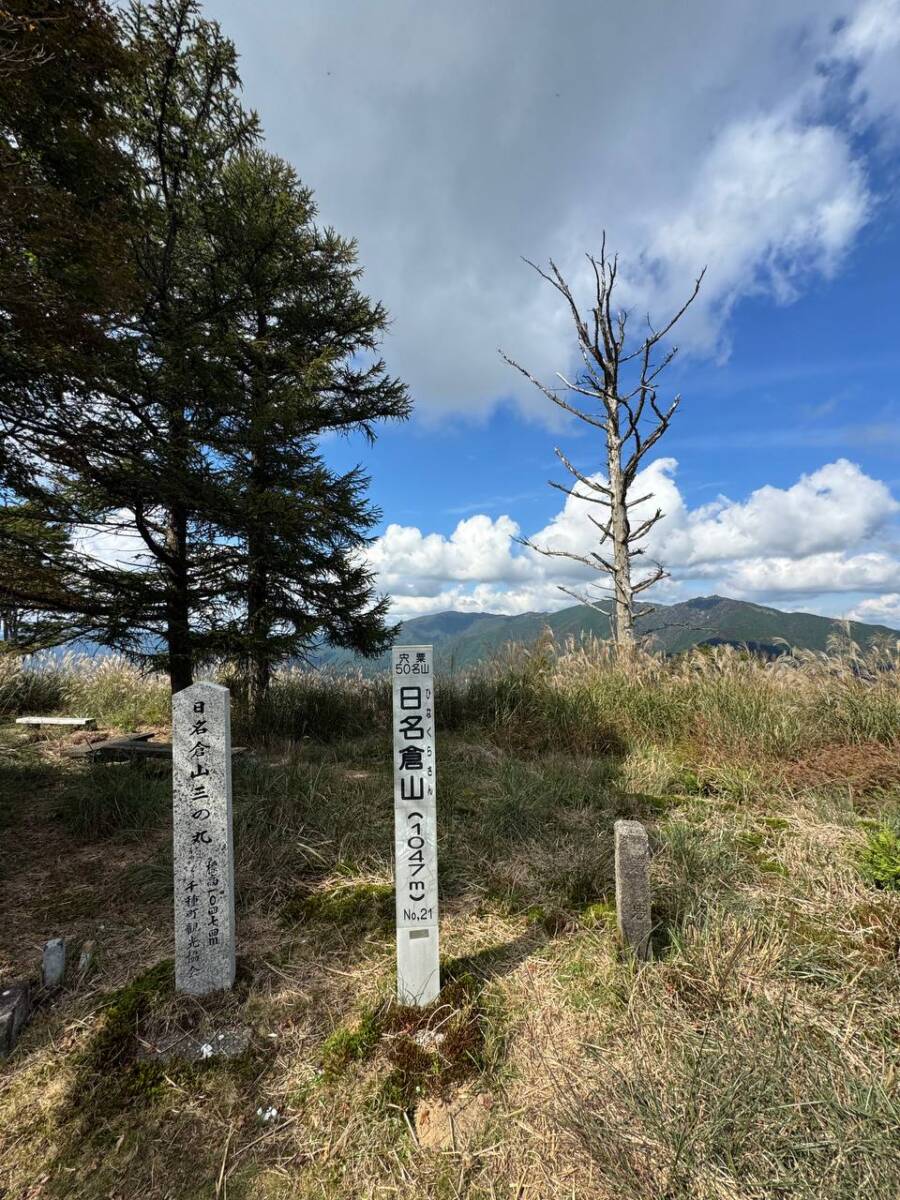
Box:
[859,822,900,891]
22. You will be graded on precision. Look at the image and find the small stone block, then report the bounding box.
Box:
[42,937,66,987]
[614,820,652,960]
[0,982,31,1059]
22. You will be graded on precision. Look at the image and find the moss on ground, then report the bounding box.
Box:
[282,879,394,931]
[320,974,497,1114]
[378,975,492,1110]
[64,960,267,1129]
[321,1005,385,1079]
[66,960,174,1120]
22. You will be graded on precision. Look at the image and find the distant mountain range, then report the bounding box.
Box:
[314,595,899,673]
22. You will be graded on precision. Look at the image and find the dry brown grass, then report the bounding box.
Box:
[0,642,898,1199]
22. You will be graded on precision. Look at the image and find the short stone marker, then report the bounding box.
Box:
[172,682,235,995]
[16,715,96,728]
[392,645,440,1006]
[0,982,31,1058]
[614,819,652,960]
[42,937,66,987]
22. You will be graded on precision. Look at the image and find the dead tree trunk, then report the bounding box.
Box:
[502,236,704,651]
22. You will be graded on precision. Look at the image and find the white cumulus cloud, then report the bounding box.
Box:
[621,117,871,356]
[846,593,900,627]
[658,460,898,565]
[369,514,534,597]
[834,0,900,137]
[369,458,900,622]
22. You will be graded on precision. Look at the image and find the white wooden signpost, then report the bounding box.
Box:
[391,645,440,1005]
[172,682,236,995]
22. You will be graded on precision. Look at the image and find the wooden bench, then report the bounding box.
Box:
[68,733,247,762]
[16,716,97,729]
[66,733,153,760]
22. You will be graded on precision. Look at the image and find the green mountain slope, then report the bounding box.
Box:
[312,595,898,673]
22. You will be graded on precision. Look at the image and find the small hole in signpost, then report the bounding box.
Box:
[409,930,429,940]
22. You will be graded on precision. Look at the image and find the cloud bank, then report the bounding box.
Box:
[369,459,900,625]
[213,0,899,421]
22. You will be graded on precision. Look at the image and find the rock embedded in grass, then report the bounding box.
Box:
[42,937,66,987]
[0,981,31,1058]
[77,939,96,978]
[138,1027,251,1063]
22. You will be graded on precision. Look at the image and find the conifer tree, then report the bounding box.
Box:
[103,0,259,689]
[201,150,410,706]
[0,0,136,402]
[1,4,408,693]
[1,0,258,688]
[0,0,137,653]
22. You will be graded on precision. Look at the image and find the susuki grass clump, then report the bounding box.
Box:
[3,633,898,767]
[242,667,391,742]
[0,653,67,715]
[61,655,170,728]
[531,633,900,757]
[0,651,169,727]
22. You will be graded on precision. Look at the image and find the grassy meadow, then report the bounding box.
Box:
[0,635,899,1199]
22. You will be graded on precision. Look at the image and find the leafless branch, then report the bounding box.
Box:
[548,480,612,508]
[515,535,612,575]
[557,583,613,618]
[619,267,707,363]
[627,509,664,543]
[632,564,668,594]
[554,448,612,496]
[499,352,608,430]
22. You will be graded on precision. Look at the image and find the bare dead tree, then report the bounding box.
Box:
[501,236,704,651]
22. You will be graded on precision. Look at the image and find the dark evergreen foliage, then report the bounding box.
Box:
[0,1,409,694]
[199,151,410,703]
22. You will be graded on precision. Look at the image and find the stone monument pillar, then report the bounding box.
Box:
[173,682,236,994]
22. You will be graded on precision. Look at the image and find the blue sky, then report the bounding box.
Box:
[202,0,900,627]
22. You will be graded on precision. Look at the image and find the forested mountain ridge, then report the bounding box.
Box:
[312,595,899,672]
